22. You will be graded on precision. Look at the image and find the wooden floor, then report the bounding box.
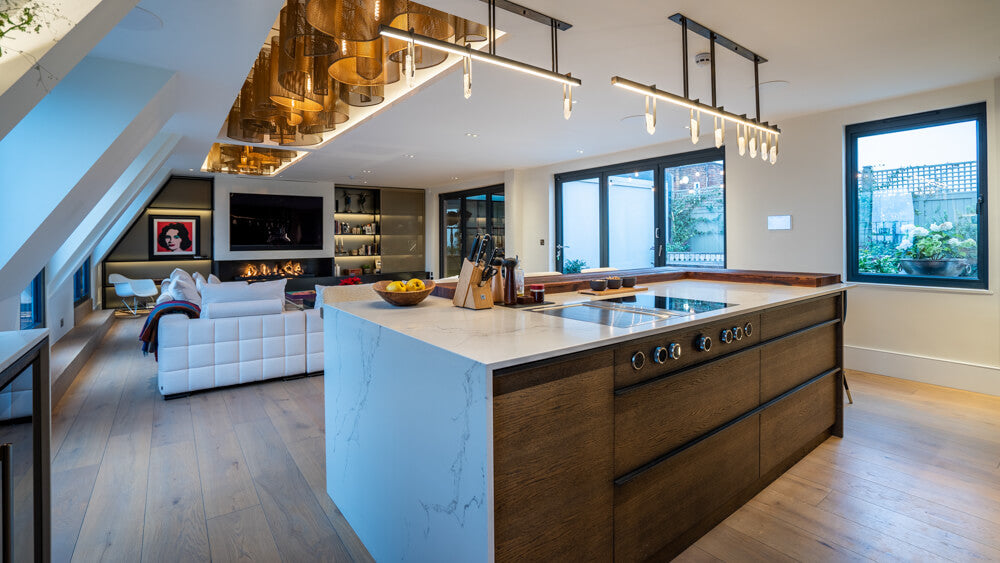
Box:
[53,318,1000,562]
[51,318,372,562]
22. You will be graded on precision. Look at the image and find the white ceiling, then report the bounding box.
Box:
[91,0,1000,189]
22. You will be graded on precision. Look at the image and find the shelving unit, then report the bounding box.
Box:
[334,187,381,275]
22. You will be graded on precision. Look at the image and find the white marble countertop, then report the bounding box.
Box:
[326,280,850,370]
[0,329,48,375]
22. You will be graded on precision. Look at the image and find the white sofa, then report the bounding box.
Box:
[156,308,323,397]
[154,275,376,398]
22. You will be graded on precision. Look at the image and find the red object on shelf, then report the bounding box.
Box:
[339,277,363,285]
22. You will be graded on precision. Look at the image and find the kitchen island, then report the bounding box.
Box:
[323,277,848,561]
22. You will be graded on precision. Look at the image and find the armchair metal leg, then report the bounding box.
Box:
[122,297,139,316]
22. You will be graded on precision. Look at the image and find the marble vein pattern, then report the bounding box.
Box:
[325,308,491,562]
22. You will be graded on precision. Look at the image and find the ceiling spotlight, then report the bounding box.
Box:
[576,149,584,154]
[466,133,478,138]
[362,169,373,174]
[452,176,460,180]
[404,154,415,158]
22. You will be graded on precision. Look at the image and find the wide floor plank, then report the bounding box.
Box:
[141,441,211,562]
[206,505,282,562]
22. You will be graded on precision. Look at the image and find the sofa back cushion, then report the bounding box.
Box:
[200,298,283,319]
[199,280,285,305]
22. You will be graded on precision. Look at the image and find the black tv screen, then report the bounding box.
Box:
[229,193,323,251]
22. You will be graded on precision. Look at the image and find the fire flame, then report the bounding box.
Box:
[242,261,304,278]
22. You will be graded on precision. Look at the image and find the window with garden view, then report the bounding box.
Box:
[556,148,725,273]
[846,103,987,289]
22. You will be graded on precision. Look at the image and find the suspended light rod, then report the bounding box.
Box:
[379,25,582,87]
[610,76,780,135]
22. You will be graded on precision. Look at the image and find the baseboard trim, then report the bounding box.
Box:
[844,345,1000,397]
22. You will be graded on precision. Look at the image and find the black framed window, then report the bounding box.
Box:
[73,258,91,305]
[556,148,725,273]
[20,270,45,330]
[439,185,504,278]
[846,103,988,289]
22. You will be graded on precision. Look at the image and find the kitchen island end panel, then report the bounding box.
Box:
[324,307,492,562]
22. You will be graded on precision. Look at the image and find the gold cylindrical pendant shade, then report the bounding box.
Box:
[306,0,397,43]
[327,37,400,86]
[281,0,339,57]
[455,19,487,44]
[339,83,385,106]
[300,78,350,134]
[270,37,324,111]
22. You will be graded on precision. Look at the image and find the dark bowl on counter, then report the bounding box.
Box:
[621,276,637,288]
[589,279,608,292]
[606,277,623,290]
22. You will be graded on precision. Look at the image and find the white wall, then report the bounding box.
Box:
[213,176,337,262]
[485,78,1000,395]
[46,279,75,343]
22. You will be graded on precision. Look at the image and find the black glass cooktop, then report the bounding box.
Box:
[598,294,734,315]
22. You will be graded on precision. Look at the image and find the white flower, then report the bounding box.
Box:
[940,221,953,231]
[901,224,916,234]
[961,238,977,248]
[896,239,912,251]
[911,227,929,237]
[947,238,961,245]
[930,223,941,232]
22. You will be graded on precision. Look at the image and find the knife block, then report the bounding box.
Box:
[453,259,494,310]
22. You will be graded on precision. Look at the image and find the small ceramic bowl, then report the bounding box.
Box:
[606,277,623,290]
[589,279,608,292]
[621,276,637,288]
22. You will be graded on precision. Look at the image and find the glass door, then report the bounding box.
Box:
[439,185,504,277]
[663,159,725,267]
[608,169,656,269]
[556,177,601,273]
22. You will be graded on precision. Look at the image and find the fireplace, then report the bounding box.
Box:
[214,258,332,284]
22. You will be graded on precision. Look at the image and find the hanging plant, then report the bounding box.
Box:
[0,1,45,57]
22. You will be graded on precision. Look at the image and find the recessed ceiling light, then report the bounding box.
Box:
[188,168,194,171]
[576,149,584,154]
[404,154,415,158]
[363,180,368,184]
[452,176,459,180]
[361,169,373,174]
[465,133,478,138]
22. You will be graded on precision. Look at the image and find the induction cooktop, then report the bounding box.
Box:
[532,295,735,328]
[598,294,734,315]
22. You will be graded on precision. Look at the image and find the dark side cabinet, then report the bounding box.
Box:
[491,292,844,562]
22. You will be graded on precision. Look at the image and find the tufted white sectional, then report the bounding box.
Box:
[156,308,323,397]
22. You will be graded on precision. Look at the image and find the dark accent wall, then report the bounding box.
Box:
[101,176,214,309]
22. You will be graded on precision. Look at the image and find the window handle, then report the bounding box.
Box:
[655,227,661,238]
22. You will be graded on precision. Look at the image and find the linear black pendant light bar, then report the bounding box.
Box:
[611,13,780,164]
[379,0,580,117]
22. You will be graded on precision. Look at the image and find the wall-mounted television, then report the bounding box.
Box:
[229,192,323,251]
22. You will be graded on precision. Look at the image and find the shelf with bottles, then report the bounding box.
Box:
[335,254,381,259]
[334,219,379,236]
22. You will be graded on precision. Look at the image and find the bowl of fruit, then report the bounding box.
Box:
[372,278,436,306]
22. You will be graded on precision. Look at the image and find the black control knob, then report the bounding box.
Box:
[631,351,646,370]
[743,322,753,337]
[696,335,712,352]
[720,328,734,344]
[652,346,669,364]
[668,342,682,360]
[733,325,744,341]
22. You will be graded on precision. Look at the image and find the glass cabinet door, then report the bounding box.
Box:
[380,188,425,274]
[439,185,504,278]
[442,197,463,277]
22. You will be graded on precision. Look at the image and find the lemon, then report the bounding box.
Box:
[385,281,406,293]
[406,278,426,292]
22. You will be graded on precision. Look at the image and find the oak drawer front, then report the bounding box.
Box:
[614,349,760,476]
[494,351,614,562]
[760,371,837,474]
[760,323,838,403]
[614,313,760,389]
[760,294,840,340]
[614,415,759,562]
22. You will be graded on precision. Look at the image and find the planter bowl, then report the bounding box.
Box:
[898,259,968,277]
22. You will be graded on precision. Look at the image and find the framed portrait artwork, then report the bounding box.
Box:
[149,216,200,260]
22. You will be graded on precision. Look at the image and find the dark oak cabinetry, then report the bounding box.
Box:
[493,293,845,562]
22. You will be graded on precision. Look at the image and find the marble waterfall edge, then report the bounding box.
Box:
[324,305,491,561]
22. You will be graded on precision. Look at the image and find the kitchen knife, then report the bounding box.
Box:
[476,234,491,265]
[468,234,481,263]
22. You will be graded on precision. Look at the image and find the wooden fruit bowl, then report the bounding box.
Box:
[372,280,436,306]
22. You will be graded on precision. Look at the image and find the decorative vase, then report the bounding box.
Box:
[898,258,968,277]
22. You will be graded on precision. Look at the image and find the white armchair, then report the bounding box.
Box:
[108,273,158,315]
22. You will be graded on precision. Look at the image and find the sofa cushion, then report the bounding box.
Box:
[202,278,285,305]
[169,277,202,306]
[170,268,196,287]
[200,298,283,319]
[192,271,207,286]
[208,274,221,284]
